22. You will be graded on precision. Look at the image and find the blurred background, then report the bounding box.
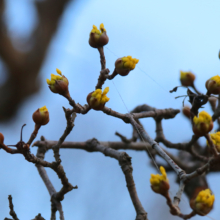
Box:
[0,0,220,219]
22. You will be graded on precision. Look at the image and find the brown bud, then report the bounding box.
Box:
[206,77,220,95]
[89,24,109,48]
[87,87,110,111]
[0,132,4,145]
[182,106,191,118]
[180,71,195,87]
[32,106,49,126]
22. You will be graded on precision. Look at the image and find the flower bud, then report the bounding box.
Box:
[190,189,214,216]
[0,132,4,145]
[32,106,49,126]
[115,56,139,76]
[180,71,195,87]
[193,111,213,136]
[87,87,110,110]
[182,106,191,119]
[150,166,170,196]
[46,68,70,98]
[208,132,220,152]
[89,23,109,48]
[205,75,220,95]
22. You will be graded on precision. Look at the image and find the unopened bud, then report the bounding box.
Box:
[193,111,213,136]
[206,75,220,95]
[115,56,139,76]
[180,71,195,87]
[182,106,191,119]
[87,87,110,110]
[46,68,70,98]
[190,188,214,216]
[89,23,109,48]
[32,106,49,126]
[150,166,170,196]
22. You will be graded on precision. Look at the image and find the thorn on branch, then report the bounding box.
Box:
[31,213,45,220]
[170,86,178,93]
[115,132,133,143]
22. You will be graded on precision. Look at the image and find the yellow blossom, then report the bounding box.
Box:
[87,87,110,110]
[90,23,106,35]
[206,75,220,95]
[190,189,215,216]
[193,111,213,136]
[39,106,48,114]
[150,166,169,195]
[208,132,220,152]
[46,68,70,98]
[180,71,195,87]
[89,23,109,48]
[115,56,139,76]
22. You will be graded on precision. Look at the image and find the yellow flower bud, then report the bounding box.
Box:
[208,132,220,152]
[46,68,70,98]
[87,87,110,110]
[193,111,213,136]
[206,75,220,95]
[190,189,215,216]
[32,106,49,126]
[180,71,195,87]
[89,23,109,48]
[115,56,139,76]
[150,166,169,196]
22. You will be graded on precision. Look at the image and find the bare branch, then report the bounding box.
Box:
[6,195,19,220]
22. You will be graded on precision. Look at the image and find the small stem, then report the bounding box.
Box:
[97,47,106,70]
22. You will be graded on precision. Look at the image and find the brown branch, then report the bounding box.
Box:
[35,137,148,220]
[6,195,19,220]
[53,108,76,162]
[36,136,65,220]
[95,68,110,90]
[131,104,180,119]
[67,97,91,114]
[33,140,152,151]
[102,106,180,123]
[97,47,106,70]
[50,108,77,203]
[86,138,148,220]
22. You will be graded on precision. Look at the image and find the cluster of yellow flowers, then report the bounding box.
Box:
[89,23,108,48]
[121,56,139,70]
[193,111,212,126]
[115,55,139,76]
[46,68,70,98]
[46,68,63,85]
[209,131,220,152]
[150,166,169,195]
[191,189,215,216]
[193,111,213,136]
[210,75,220,85]
[90,23,106,35]
[91,87,110,105]
[87,87,110,110]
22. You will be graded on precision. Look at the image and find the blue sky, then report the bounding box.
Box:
[0,0,220,219]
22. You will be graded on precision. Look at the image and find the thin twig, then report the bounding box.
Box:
[7,195,19,220]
